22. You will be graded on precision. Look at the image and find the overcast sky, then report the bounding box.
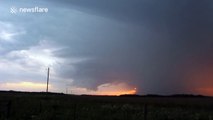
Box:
[0,0,213,95]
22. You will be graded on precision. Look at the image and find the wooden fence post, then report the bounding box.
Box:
[6,101,11,119]
[73,104,77,120]
[39,101,42,113]
[143,104,148,120]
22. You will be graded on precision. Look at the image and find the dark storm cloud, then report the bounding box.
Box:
[53,0,213,94]
[1,0,213,94]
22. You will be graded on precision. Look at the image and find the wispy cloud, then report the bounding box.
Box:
[0,21,25,42]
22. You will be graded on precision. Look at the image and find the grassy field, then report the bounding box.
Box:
[0,91,213,120]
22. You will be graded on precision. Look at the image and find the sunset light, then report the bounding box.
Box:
[1,0,213,119]
[0,82,49,92]
[184,59,213,96]
[95,87,137,96]
[69,82,137,96]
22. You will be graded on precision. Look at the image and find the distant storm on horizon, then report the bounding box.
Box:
[0,0,213,96]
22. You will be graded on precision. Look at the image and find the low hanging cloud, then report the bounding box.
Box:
[69,82,136,96]
[54,0,213,95]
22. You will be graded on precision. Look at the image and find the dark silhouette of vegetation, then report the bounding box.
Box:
[0,91,213,120]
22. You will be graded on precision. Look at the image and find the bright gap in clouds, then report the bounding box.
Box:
[7,40,64,68]
[0,81,49,92]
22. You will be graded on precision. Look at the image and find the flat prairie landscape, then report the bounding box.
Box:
[0,91,213,120]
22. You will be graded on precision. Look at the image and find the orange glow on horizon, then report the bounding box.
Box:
[0,81,137,96]
[94,82,137,96]
[95,88,137,96]
[70,82,137,96]
[184,58,213,96]
[195,87,213,96]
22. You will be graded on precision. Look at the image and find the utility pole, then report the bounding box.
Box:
[46,67,50,92]
[66,87,68,94]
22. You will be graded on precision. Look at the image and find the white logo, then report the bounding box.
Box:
[10,6,48,14]
[10,6,18,14]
